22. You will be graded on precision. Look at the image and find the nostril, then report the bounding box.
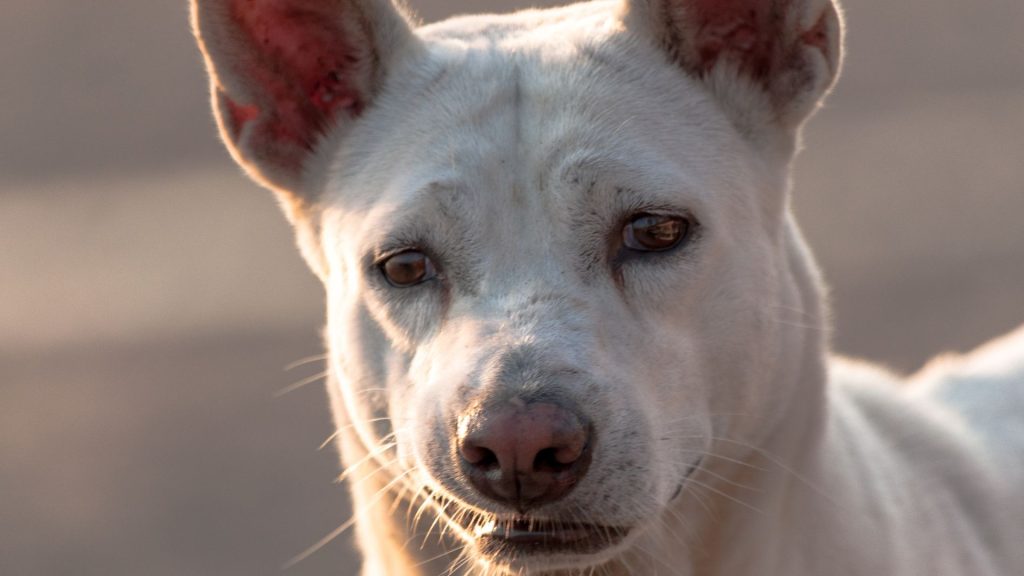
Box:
[477,448,499,470]
[533,447,568,473]
[461,443,499,470]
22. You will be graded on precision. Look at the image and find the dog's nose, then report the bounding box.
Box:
[457,401,591,510]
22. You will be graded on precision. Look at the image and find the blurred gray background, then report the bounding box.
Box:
[1,1,1022,574]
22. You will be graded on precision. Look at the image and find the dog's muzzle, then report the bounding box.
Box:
[446,397,634,560]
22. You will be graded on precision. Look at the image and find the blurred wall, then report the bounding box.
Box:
[1,1,1022,575]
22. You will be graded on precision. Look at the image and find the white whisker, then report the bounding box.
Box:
[275,370,329,397]
[284,467,417,569]
[283,353,328,371]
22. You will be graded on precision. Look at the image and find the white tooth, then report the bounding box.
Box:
[474,518,497,537]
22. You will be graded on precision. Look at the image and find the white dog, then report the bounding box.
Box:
[191,0,1024,574]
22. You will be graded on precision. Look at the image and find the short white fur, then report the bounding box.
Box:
[192,0,1024,574]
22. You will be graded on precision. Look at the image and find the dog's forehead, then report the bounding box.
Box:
[410,7,737,167]
[320,3,749,235]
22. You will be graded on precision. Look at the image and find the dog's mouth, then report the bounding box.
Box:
[469,517,629,558]
[437,457,704,563]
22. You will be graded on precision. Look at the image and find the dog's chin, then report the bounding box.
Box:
[460,516,633,574]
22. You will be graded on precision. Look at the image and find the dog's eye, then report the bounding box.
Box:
[380,250,437,287]
[623,214,690,252]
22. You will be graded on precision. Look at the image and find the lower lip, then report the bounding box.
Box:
[474,519,628,556]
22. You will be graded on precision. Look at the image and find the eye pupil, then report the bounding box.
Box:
[623,214,689,252]
[381,251,435,287]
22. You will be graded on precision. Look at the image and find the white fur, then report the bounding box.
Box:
[193,0,1024,574]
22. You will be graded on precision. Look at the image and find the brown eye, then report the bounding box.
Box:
[623,214,690,252]
[380,250,436,287]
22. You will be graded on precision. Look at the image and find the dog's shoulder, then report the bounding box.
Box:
[827,345,1024,574]
[908,325,1024,479]
[829,328,1024,481]
[912,324,1024,388]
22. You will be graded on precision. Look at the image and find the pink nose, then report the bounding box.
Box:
[457,401,591,510]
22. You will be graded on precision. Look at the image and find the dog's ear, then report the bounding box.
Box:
[191,0,415,277]
[624,0,843,138]
[191,0,414,210]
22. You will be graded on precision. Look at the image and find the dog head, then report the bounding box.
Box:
[193,0,842,572]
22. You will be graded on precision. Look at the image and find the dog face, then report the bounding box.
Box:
[193,0,842,572]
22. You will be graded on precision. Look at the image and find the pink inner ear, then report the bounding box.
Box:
[690,0,776,79]
[800,11,830,53]
[227,0,366,150]
[224,98,260,140]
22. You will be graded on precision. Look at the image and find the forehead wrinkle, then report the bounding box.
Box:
[529,79,647,195]
[425,181,471,226]
[558,153,708,223]
[372,181,467,248]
